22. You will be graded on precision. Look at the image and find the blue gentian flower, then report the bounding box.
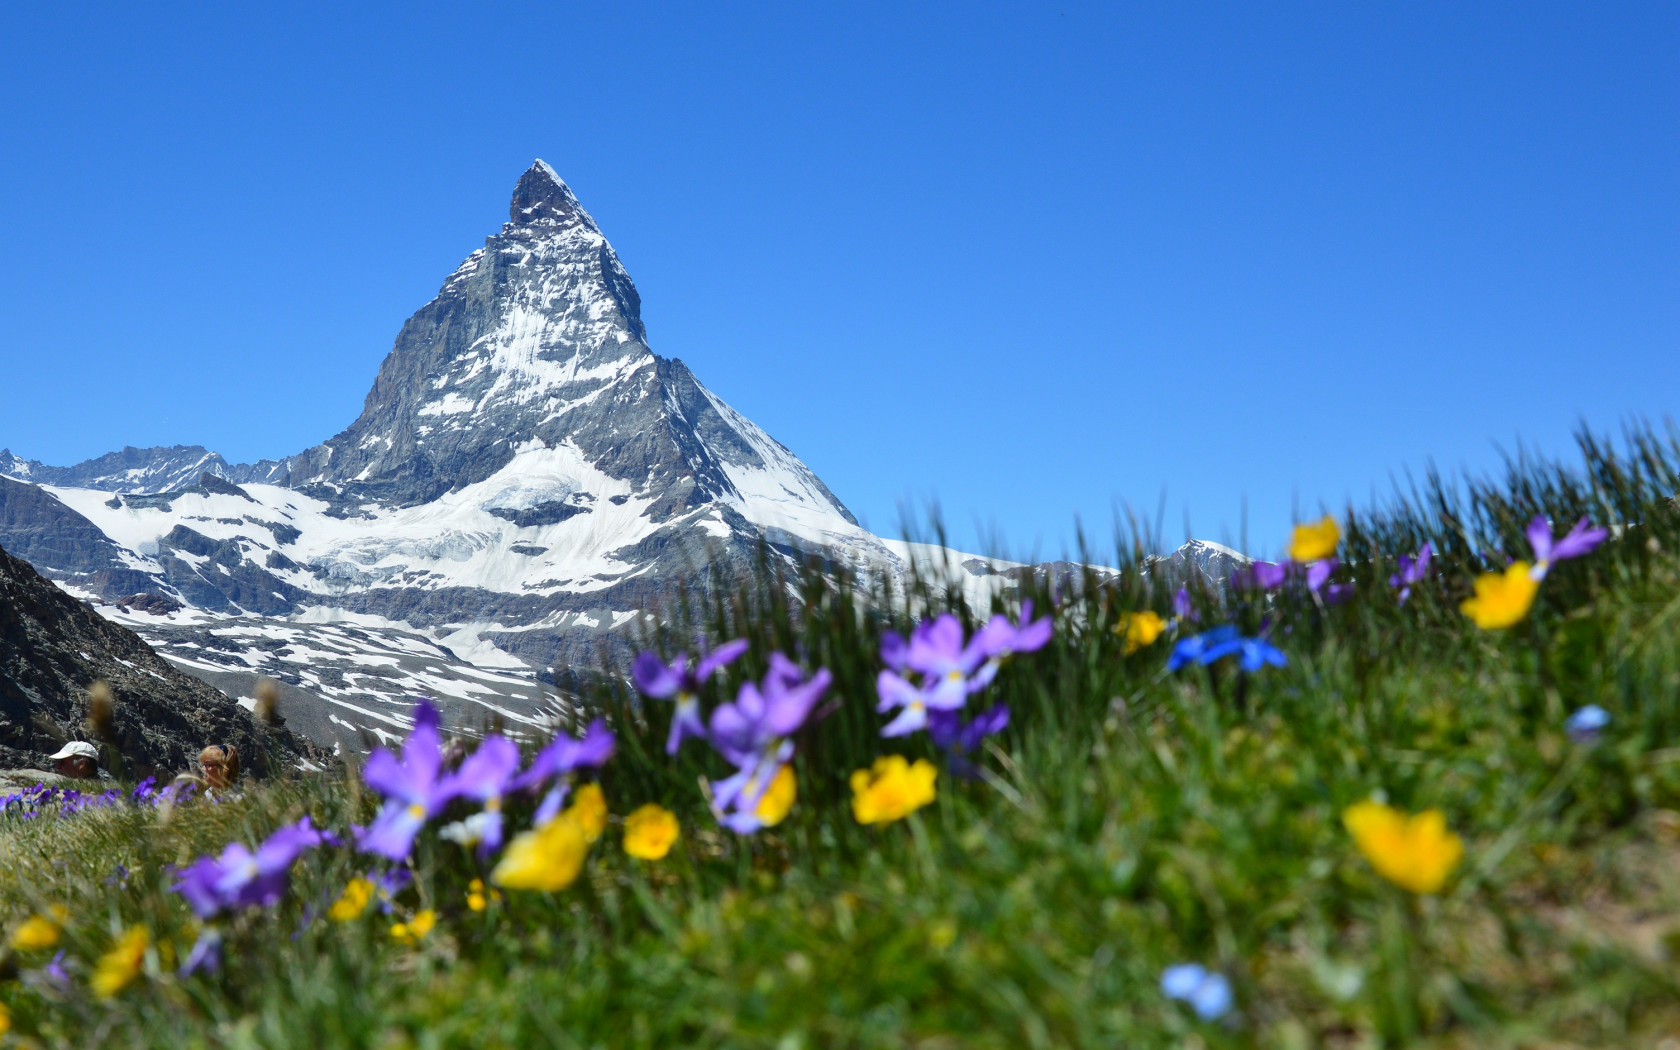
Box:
[1564,704,1611,741]
[1168,627,1286,673]
[1161,962,1233,1020]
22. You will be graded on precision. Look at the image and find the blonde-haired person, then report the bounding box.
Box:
[198,744,240,791]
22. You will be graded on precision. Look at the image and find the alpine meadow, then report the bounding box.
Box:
[2,423,1680,1047]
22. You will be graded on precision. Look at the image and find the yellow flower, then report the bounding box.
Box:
[1343,800,1464,894]
[389,909,436,944]
[1289,515,1340,563]
[1115,610,1166,655]
[0,1000,9,1036]
[466,878,500,912]
[755,764,797,827]
[92,926,149,998]
[566,782,608,843]
[10,905,67,951]
[622,803,681,860]
[851,756,938,825]
[327,877,374,922]
[491,812,590,891]
[1460,561,1540,629]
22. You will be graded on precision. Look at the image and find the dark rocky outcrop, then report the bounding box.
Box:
[0,540,325,778]
[152,525,306,616]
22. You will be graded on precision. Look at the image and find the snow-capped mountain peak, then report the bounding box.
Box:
[509,159,600,232]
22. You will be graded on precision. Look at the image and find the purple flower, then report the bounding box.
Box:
[1389,542,1433,604]
[22,950,71,990]
[172,817,323,918]
[711,745,793,834]
[1172,588,1197,622]
[709,660,830,768]
[876,612,1017,737]
[435,734,521,855]
[356,702,451,861]
[909,614,998,705]
[928,702,1010,778]
[875,671,936,737]
[373,867,413,913]
[1161,962,1234,1020]
[514,718,616,825]
[1305,558,1335,592]
[632,638,748,755]
[927,702,1011,755]
[179,929,222,977]
[1305,559,1354,605]
[880,630,910,672]
[973,601,1053,662]
[1232,560,1290,591]
[1527,515,1609,578]
[706,658,830,832]
[518,719,616,788]
[1168,627,1286,673]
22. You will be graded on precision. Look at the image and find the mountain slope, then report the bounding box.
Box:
[0,539,322,777]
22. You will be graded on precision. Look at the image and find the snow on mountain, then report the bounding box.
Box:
[0,162,1023,748]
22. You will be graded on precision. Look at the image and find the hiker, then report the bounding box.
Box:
[198,744,240,790]
[48,741,99,780]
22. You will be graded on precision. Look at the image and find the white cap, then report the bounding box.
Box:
[48,741,99,761]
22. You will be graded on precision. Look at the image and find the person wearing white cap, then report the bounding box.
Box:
[47,741,99,780]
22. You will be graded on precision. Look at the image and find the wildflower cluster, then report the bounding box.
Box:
[631,605,1052,834]
[875,604,1048,775]
[0,700,636,997]
[1102,510,1617,1022]
[1228,515,1352,605]
[0,491,1638,1039]
[0,777,191,823]
[1460,516,1607,628]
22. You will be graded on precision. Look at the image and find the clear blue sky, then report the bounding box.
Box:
[2,2,1675,560]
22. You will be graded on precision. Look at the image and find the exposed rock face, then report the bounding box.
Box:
[1153,539,1248,587]
[0,540,323,778]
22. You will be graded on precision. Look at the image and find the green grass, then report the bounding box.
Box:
[3,425,1680,1048]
